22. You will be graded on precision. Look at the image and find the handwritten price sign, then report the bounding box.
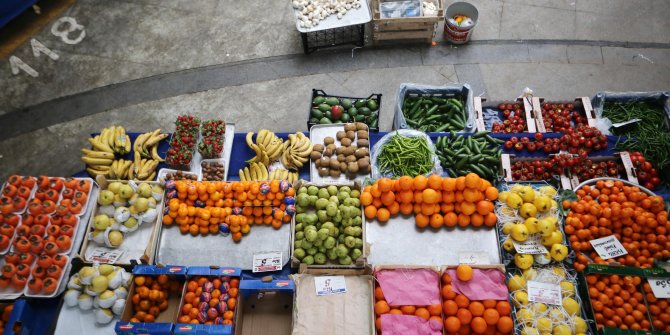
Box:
[590,235,627,260]
[647,278,670,298]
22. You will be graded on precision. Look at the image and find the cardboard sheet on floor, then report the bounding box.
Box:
[292,274,372,335]
[376,268,440,306]
[447,268,508,300]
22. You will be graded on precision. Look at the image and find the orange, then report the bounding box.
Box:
[401,305,416,315]
[374,287,385,301]
[427,303,443,316]
[370,184,382,198]
[375,300,390,315]
[464,173,482,189]
[454,294,470,308]
[470,213,484,227]
[378,178,394,193]
[445,316,462,333]
[496,316,513,333]
[415,213,429,228]
[430,316,443,330]
[361,192,373,206]
[389,309,402,315]
[495,301,511,316]
[463,189,482,203]
[484,187,498,201]
[442,285,457,300]
[422,188,439,204]
[430,213,444,228]
[413,175,428,191]
[381,191,395,206]
[375,317,382,331]
[377,208,390,222]
[483,309,499,325]
[442,178,457,191]
[457,214,470,227]
[223,310,234,320]
[415,307,430,320]
[476,200,494,215]
[457,308,472,325]
[398,176,413,191]
[484,213,497,227]
[471,317,488,334]
[428,174,443,190]
[444,212,458,227]
[456,265,473,282]
[460,202,476,215]
[227,297,236,310]
[364,206,377,219]
[469,301,485,317]
[442,273,452,284]
[444,300,459,316]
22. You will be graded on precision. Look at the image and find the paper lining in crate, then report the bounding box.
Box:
[290,180,368,270]
[78,177,164,266]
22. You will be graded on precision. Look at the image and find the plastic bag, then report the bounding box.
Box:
[370,129,443,179]
[393,83,475,132]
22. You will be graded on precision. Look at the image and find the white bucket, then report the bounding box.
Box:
[444,2,479,44]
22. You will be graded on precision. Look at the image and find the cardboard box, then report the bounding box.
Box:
[372,265,442,334]
[292,268,375,335]
[533,97,596,133]
[115,265,187,335]
[474,97,536,133]
[234,278,295,335]
[172,266,242,335]
[290,180,368,271]
[78,178,164,266]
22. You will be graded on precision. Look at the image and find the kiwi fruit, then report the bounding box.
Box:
[318,168,329,177]
[346,130,356,140]
[320,157,330,167]
[346,155,357,163]
[313,144,324,152]
[329,169,341,177]
[310,150,322,160]
[329,159,340,170]
[357,156,370,169]
[335,147,345,155]
[324,137,335,145]
[337,154,346,162]
[344,123,357,132]
[356,130,368,139]
[347,162,359,173]
[339,162,347,172]
[340,138,352,147]
[336,131,346,141]
[357,139,369,147]
[343,146,356,156]
[355,122,367,130]
[324,148,333,157]
[355,147,369,158]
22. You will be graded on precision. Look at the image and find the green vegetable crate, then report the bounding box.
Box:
[592,91,670,133]
[309,89,382,132]
[577,264,670,335]
[393,83,475,133]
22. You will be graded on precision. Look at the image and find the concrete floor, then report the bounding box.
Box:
[0,0,669,180]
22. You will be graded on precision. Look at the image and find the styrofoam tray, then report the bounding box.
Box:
[1,180,37,214]
[309,124,371,185]
[157,168,199,182]
[70,185,98,259]
[189,123,235,181]
[45,216,80,255]
[64,177,95,218]
[199,158,227,182]
[366,216,501,265]
[0,215,21,255]
[292,1,372,33]
[0,257,30,300]
[23,255,71,298]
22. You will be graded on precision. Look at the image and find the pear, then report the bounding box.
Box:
[506,193,523,209]
[138,183,152,198]
[98,190,114,206]
[516,307,532,322]
[518,186,535,203]
[534,195,552,212]
[552,325,571,335]
[536,317,552,334]
[538,219,555,237]
[98,264,114,276]
[108,182,123,194]
[119,184,134,199]
[560,281,574,297]
[562,297,580,315]
[91,276,109,293]
[502,238,516,253]
[93,215,111,231]
[95,309,114,324]
[107,230,124,247]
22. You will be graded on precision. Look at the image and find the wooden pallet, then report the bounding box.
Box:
[371,0,444,45]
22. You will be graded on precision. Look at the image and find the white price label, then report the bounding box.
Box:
[527,281,562,305]
[590,235,628,260]
[253,252,282,273]
[513,235,547,255]
[315,276,346,296]
[89,248,123,264]
[459,252,489,265]
[647,278,670,298]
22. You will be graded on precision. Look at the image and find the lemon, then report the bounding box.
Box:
[531,303,548,315]
[574,316,587,334]
[560,281,575,297]
[537,317,552,333]
[553,325,571,335]
[562,297,580,316]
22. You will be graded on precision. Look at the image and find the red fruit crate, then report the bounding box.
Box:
[474,97,537,133]
[533,97,596,133]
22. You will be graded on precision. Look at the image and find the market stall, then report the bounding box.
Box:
[0,86,669,335]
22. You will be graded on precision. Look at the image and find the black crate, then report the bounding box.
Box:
[308,89,383,132]
[300,24,365,54]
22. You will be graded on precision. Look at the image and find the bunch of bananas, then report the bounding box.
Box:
[134,129,167,162]
[107,159,133,179]
[246,130,283,167]
[132,151,159,181]
[269,169,299,183]
[239,162,269,181]
[281,132,313,170]
[82,126,129,177]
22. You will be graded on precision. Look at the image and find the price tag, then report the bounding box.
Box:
[89,248,123,264]
[590,235,628,260]
[647,278,670,298]
[527,281,562,305]
[513,235,547,255]
[314,276,347,296]
[252,252,282,273]
[459,252,489,265]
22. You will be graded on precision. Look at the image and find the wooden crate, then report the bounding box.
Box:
[371,0,444,45]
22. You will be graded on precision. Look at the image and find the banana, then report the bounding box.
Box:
[262,131,274,148]
[81,148,114,159]
[88,138,113,153]
[151,146,164,162]
[251,163,259,181]
[81,156,113,166]
[239,169,247,181]
[89,165,111,171]
[269,170,276,180]
[86,167,109,176]
[144,132,167,148]
[246,132,255,148]
[257,130,267,147]
[127,163,135,180]
[124,135,131,154]
[134,133,147,154]
[244,167,252,181]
